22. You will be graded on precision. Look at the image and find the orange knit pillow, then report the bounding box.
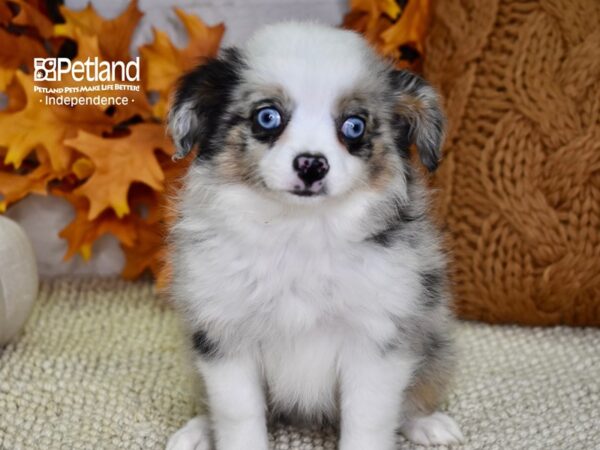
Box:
[424,0,600,325]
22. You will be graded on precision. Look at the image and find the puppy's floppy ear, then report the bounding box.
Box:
[390,70,446,171]
[168,47,245,161]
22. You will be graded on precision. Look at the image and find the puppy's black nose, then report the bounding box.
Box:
[293,153,329,186]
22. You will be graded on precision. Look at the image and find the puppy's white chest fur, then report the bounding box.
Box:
[174,183,420,417]
[262,327,342,419]
[177,183,418,333]
[200,214,348,417]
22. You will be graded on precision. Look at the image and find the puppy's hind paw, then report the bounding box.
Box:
[166,416,212,450]
[400,412,463,446]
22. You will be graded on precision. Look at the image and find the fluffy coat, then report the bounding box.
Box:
[166,22,462,450]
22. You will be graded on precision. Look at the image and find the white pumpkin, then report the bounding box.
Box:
[0,215,38,345]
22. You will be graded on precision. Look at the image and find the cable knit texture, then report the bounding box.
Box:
[424,0,600,325]
[1,279,599,449]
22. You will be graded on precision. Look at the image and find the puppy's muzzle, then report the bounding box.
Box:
[292,153,329,196]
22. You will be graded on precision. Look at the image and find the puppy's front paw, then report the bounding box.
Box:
[166,416,212,450]
[400,412,463,446]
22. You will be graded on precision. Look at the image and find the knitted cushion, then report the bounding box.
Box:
[424,0,600,325]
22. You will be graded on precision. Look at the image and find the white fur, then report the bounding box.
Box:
[400,412,464,446]
[169,100,198,160]
[166,417,211,450]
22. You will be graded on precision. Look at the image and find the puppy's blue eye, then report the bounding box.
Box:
[341,116,365,140]
[255,107,282,130]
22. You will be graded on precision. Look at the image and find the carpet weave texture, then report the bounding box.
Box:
[0,279,599,449]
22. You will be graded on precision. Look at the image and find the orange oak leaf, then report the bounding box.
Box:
[0,147,52,211]
[139,28,181,95]
[140,31,179,120]
[72,156,93,179]
[0,71,114,171]
[57,30,152,121]
[124,151,192,284]
[350,0,401,18]
[140,9,224,118]
[1,69,26,111]
[344,0,431,71]
[347,0,400,34]
[380,0,430,56]
[0,67,14,91]
[141,9,224,93]
[57,192,137,261]
[55,0,142,61]
[11,0,54,38]
[121,217,165,280]
[0,1,12,24]
[65,123,174,220]
[0,26,47,71]
[175,8,225,62]
[0,0,57,76]
[125,184,165,240]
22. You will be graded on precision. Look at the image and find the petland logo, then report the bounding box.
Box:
[34,57,140,82]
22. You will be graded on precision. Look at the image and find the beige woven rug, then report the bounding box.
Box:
[0,279,598,450]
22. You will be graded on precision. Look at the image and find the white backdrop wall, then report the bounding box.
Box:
[8,0,348,277]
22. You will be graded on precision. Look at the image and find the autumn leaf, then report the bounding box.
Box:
[0,66,14,91]
[348,0,400,34]
[0,0,55,74]
[128,191,158,226]
[0,1,12,24]
[0,147,52,212]
[122,150,191,283]
[0,71,114,171]
[0,26,47,71]
[1,69,26,111]
[55,0,142,61]
[378,0,402,20]
[71,156,93,179]
[140,9,224,118]
[141,9,224,93]
[175,8,225,61]
[51,1,151,122]
[121,217,165,280]
[57,192,137,260]
[344,0,431,71]
[122,150,192,283]
[350,0,400,17]
[58,30,152,120]
[11,0,54,38]
[65,123,174,220]
[54,3,101,38]
[139,29,182,95]
[380,0,430,56]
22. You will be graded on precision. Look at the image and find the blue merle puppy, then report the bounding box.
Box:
[166,22,462,450]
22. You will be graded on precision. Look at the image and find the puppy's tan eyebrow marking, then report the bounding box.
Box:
[243,85,290,103]
[251,98,284,110]
[336,91,374,119]
[237,85,293,121]
[342,107,369,120]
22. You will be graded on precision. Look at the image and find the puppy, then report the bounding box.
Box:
[166,22,462,450]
